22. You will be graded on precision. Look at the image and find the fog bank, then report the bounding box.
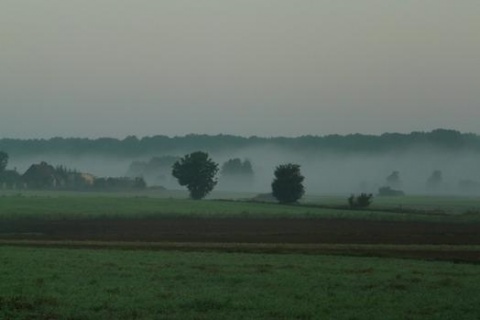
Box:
[8,146,479,196]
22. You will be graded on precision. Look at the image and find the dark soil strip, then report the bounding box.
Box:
[2,217,480,245]
[1,240,479,263]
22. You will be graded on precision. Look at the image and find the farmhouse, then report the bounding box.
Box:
[22,162,64,189]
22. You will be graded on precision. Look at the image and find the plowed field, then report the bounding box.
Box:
[2,217,480,262]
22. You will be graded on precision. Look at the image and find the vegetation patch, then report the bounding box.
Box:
[1,193,480,222]
[1,246,480,319]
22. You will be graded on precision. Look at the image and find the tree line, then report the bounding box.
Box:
[1,129,479,157]
[0,152,145,191]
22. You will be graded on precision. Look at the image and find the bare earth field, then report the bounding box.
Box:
[2,217,480,262]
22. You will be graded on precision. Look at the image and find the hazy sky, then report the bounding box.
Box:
[1,1,479,138]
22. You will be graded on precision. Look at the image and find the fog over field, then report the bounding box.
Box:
[215,147,480,195]
[8,146,480,196]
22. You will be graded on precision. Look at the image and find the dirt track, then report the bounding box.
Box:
[2,218,480,262]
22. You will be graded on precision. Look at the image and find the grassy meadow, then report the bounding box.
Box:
[0,190,479,222]
[306,194,480,214]
[1,246,480,320]
[1,191,480,319]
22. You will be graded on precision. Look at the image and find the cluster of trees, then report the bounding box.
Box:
[132,151,373,207]
[3,144,478,205]
[2,129,480,158]
[377,169,475,196]
[0,151,20,189]
[219,158,254,191]
[0,151,7,172]
[171,151,305,203]
[0,151,145,191]
[2,148,305,202]
[170,152,377,207]
[221,159,253,176]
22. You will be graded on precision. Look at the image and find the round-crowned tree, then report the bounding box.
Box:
[271,163,305,204]
[172,151,219,200]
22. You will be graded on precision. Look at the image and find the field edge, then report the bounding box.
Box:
[2,240,479,264]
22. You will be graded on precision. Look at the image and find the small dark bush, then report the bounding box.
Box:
[348,193,373,208]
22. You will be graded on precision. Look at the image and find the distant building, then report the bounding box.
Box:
[79,173,95,186]
[22,162,64,189]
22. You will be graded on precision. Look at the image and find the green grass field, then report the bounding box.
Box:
[1,246,479,320]
[1,191,480,319]
[305,194,480,213]
[0,194,366,220]
[1,191,480,222]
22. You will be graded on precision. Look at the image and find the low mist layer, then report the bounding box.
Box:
[2,130,480,196]
[5,147,479,197]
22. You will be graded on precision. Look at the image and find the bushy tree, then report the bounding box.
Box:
[172,151,219,200]
[271,163,305,204]
[0,151,8,173]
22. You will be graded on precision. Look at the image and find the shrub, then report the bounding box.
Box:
[348,193,373,208]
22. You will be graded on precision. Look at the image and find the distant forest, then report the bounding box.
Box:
[1,129,479,157]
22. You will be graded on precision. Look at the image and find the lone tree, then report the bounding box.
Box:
[271,163,305,204]
[172,151,219,200]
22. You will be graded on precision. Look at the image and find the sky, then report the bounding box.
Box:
[1,0,479,138]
